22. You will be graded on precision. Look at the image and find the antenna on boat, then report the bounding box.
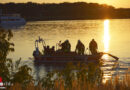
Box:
[35,36,46,49]
[38,36,46,47]
[34,37,46,56]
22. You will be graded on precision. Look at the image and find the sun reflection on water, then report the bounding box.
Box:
[103,20,110,59]
[102,20,111,83]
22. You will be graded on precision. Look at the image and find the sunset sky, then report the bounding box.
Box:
[0,0,130,8]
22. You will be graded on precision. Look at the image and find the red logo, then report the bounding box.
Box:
[0,77,3,87]
[0,77,2,82]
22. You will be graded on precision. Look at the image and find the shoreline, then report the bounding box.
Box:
[26,18,130,22]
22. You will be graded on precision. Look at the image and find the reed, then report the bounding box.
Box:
[8,64,130,90]
[8,74,130,90]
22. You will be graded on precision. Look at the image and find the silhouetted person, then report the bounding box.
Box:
[45,45,50,55]
[43,46,47,55]
[57,40,62,50]
[89,39,98,55]
[61,40,71,53]
[75,40,85,55]
[50,46,55,55]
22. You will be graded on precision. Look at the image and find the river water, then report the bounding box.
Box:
[8,19,130,82]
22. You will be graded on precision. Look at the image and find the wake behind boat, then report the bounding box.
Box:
[33,37,118,64]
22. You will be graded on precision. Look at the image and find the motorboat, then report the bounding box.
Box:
[33,37,119,64]
[0,9,26,28]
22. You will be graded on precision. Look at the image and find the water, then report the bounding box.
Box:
[8,19,130,81]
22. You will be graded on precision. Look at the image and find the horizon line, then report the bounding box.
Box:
[0,1,129,9]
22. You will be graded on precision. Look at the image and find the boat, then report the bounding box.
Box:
[33,53,103,64]
[0,9,26,28]
[33,37,118,64]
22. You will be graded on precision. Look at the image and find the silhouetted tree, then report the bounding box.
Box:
[0,2,130,20]
[0,29,32,87]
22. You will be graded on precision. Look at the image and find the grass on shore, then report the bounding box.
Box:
[9,73,130,90]
[8,63,130,90]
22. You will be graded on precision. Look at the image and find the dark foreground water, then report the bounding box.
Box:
[8,19,130,82]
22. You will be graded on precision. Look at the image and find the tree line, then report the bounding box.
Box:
[0,2,130,21]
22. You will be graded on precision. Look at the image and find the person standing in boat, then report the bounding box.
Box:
[50,46,55,55]
[61,40,71,53]
[89,39,98,55]
[75,40,85,55]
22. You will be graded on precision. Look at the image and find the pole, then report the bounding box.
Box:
[103,52,119,60]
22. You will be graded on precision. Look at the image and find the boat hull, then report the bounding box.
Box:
[34,54,103,64]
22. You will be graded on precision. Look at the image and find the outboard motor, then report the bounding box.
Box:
[33,39,40,56]
[33,47,40,56]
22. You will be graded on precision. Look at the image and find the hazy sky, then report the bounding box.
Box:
[0,0,130,8]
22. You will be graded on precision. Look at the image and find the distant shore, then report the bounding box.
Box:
[1,2,130,21]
